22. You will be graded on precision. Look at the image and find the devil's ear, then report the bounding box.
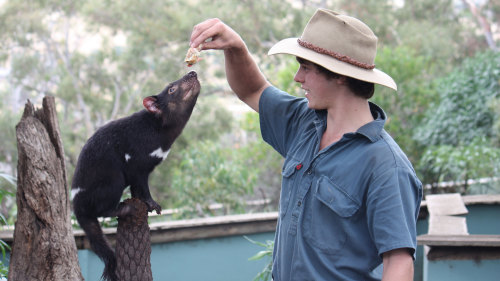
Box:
[143,96,162,115]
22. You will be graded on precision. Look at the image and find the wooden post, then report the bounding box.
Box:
[10,97,83,281]
[116,198,153,281]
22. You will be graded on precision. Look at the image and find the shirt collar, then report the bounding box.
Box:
[314,102,386,143]
[357,102,386,142]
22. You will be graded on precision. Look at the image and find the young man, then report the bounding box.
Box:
[190,9,422,281]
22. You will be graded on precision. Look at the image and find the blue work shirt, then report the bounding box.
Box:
[259,86,422,281]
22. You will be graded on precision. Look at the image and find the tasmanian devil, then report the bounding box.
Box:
[72,71,200,281]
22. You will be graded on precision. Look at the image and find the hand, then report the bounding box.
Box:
[189,18,245,52]
[189,18,269,112]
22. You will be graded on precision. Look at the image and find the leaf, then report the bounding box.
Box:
[248,250,272,261]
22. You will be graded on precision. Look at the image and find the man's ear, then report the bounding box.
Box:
[143,96,162,114]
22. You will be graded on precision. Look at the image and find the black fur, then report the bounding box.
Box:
[72,71,200,281]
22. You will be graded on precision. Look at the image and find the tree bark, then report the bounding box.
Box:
[116,198,153,281]
[9,97,83,281]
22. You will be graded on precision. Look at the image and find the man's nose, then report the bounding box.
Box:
[294,69,304,83]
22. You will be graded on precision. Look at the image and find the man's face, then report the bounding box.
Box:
[294,59,338,110]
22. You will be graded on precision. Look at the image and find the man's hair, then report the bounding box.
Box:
[296,57,375,99]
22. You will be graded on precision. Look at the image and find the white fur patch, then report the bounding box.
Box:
[125,153,131,162]
[71,187,81,200]
[150,147,170,161]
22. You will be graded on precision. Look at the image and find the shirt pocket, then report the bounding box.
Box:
[280,158,301,217]
[316,176,360,217]
[304,176,361,254]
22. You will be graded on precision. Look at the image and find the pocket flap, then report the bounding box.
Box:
[315,176,360,218]
[282,159,302,178]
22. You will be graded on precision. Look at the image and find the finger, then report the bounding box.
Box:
[190,18,221,48]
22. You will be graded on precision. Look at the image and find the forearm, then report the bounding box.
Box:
[382,249,414,281]
[224,46,270,112]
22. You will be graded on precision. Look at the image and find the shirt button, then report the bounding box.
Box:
[307,170,312,175]
[297,201,302,207]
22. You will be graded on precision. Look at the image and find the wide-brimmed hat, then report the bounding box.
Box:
[268,9,397,90]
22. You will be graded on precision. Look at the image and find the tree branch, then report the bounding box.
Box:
[462,0,498,51]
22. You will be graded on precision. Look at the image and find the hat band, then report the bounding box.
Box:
[297,39,375,70]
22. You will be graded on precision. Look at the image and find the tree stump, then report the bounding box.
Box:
[115,198,153,281]
[10,97,83,280]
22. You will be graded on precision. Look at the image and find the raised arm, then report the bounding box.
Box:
[190,18,270,112]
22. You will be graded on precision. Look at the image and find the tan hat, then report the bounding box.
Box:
[268,9,397,90]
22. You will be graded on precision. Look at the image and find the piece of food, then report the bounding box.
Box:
[185,44,203,67]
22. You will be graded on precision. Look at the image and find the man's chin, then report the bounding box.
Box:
[307,101,323,110]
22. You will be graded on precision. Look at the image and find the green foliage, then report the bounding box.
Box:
[1,0,304,221]
[492,97,500,146]
[168,139,256,217]
[265,56,301,97]
[415,50,500,188]
[0,100,18,169]
[416,51,500,146]
[163,110,282,218]
[245,236,273,281]
[0,259,8,279]
[176,95,235,149]
[419,137,500,189]
[0,171,16,226]
[372,45,438,163]
[238,113,284,209]
[0,173,14,278]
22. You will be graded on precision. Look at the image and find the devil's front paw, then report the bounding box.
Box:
[145,199,162,215]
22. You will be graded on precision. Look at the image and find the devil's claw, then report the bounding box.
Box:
[145,199,162,215]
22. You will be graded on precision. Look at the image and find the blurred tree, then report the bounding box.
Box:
[338,0,492,71]
[461,0,498,51]
[419,137,500,194]
[371,45,438,164]
[492,96,500,146]
[416,51,500,146]
[1,0,499,220]
[0,0,307,218]
[415,50,500,192]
